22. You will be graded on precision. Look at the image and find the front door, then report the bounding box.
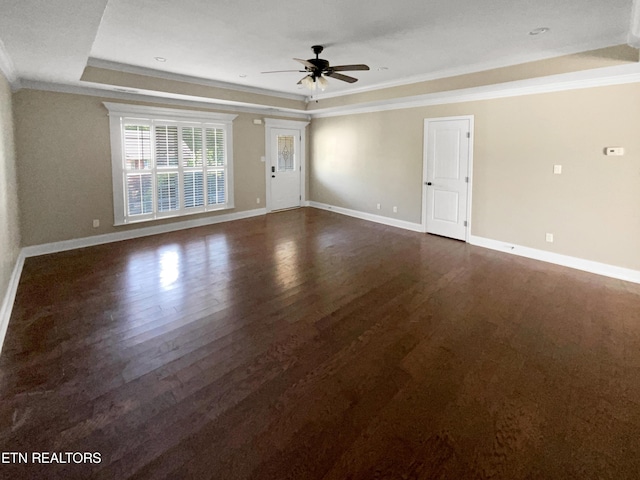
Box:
[270,128,301,211]
[424,117,471,240]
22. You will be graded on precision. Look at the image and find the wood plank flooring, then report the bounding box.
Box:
[1,208,640,479]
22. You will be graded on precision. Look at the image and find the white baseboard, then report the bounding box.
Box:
[22,208,268,258]
[1,208,268,355]
[4,207,637,356]
[469,235,640,284]
[0,250,25,355]
[308,201,424,232]
[307,202,640,284]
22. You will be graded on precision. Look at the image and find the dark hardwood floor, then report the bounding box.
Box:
[1,208,640,479]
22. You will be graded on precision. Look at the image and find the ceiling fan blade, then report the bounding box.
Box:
[325,72,358,83]
[261,69,305,74]
[329,64,370,72]
[293,58,316,70]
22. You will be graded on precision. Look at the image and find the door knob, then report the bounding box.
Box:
[426,182,432,185]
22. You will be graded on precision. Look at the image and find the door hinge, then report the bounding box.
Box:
[466,132,470,138]
[299,195,302,200]
[464,221,468,227]
[464,177,469,183]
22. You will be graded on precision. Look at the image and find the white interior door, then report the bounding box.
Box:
[424,118,471,240]
[270,128,301,211]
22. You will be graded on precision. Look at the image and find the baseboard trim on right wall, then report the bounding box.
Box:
[469,235,640,284]
[308,201,640,284]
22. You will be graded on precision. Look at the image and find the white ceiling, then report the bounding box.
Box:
[0,0,635,99]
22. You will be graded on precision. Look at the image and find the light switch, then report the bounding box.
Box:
[553,165,562,175]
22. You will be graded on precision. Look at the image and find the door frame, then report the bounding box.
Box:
[421,115,475,241]
[264,118,309,212]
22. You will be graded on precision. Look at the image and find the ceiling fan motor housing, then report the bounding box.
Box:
[308,46,329,75]
[308,58,330,74]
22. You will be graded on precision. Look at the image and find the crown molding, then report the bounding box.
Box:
[0,38,20,91]
[629,0,640,47]
[16,56,640,121]
[314,39,629,101]
[309,62,640,118]
[18,79,311,120]
[86,57,307,102]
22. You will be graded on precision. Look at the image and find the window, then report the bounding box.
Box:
[277,135,295,171]
[104,103,237,225]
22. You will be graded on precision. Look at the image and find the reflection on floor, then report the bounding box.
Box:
[2,208,640,479]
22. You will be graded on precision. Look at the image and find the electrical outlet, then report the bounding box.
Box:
[376,203,381,210]
[93,219,100,228]
[605,147,624,156]
[256,197,260,204]
[545,233,554,243]
[553,165,562,174]
[393,206,398,213]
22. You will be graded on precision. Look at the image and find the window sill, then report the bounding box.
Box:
[114,203,235,227]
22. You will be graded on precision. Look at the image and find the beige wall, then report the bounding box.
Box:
[9,78,640,272]
[12,89,295,246]
[0,73,21,304]
[311,83,640,271]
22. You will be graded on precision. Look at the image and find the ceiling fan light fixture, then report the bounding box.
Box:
[301,75,315,89]
[317,75,328,91]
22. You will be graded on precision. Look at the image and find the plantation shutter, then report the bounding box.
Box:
[106,103,235,225]
[206,127,226,206]
[182,126,205,209]
[155,125,180,213]
[124,122,153,217]
[155,125,179,168]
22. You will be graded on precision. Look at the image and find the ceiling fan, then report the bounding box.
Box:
[262,45,369,91]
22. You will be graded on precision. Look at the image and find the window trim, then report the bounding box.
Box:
[104,103,237,226]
